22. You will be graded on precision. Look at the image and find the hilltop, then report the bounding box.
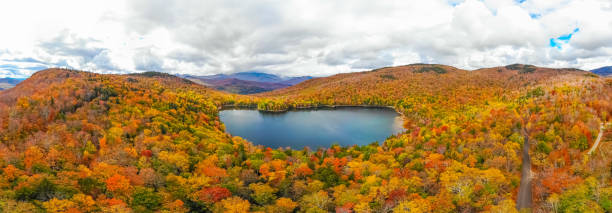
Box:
[257,64,591,110]
[0,69,231,106]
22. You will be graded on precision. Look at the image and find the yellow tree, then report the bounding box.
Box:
[215,196,251,213]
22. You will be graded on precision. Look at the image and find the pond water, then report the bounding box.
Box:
[219,107,405,149]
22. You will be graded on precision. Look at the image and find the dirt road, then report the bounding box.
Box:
[587,123,606,155]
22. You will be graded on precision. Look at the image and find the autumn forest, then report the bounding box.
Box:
[0,64,611,213]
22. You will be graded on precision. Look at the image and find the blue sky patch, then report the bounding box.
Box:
[549,28,579,49]
[447,0,463,7]
[0,64,20,69]
[5,57,46,64]
[549,38,560,48]
[24,65,49,71]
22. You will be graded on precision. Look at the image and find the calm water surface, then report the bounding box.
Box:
[219,107,404,149]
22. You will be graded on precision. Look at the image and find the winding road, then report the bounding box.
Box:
[517,122,606,211]
[587,123,606,155]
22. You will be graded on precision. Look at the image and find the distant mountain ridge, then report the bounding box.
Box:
[592,66,612,76]
[0,78,25,90]
[180,72,314,94]
[195,72,283,83]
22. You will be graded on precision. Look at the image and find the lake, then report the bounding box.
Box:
[219,107,405,149]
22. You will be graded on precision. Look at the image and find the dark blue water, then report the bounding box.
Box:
[219,107,404,149]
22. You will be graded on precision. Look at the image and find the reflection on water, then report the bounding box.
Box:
[219,107,405,149]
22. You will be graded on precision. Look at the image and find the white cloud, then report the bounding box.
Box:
[0,0,611,78]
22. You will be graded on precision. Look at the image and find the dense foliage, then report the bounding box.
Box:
[0,66,610,212]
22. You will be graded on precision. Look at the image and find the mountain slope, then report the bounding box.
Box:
[592,66,612,76]
[182,72,313,94]
[258,64,590,109]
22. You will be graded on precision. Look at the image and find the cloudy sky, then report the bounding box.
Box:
[1,0,612,78]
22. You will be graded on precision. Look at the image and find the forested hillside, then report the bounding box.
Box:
[0,65,610,212]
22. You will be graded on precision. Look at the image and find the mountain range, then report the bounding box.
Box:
[592,66,612,76]
[0,78,24,90]
[180,72,314,94]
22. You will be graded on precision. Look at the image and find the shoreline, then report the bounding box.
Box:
[219,104,403,116]
[218,104,407,129]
